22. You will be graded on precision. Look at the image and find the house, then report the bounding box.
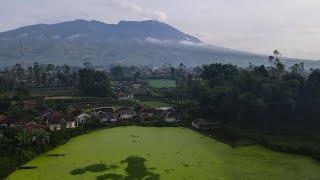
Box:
[0,115,7,128]
[192,119,221,131]
[156,107,175,112]
[40,108,54,119]
[164,112,180,123]
[65,115,77,129]
[3,118,20,128]
[137,107,155,119]
[75,113,91,124]
[118,91,134,100]
[117,107,136,120]
[154,107,180,122]
[24,101,37,109]
[92,107,118,122]
[71,109,90,125]
[24,122,46,134]
[47,112,65,131]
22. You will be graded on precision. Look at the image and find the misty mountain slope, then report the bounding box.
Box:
[0,19,318,68]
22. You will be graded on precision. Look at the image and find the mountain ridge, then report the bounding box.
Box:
[0,19,319,69]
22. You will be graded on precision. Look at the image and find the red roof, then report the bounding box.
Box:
[0,115,7,122]
[118,91,128,97]
[48,112,65,124]
[25,122,46,134]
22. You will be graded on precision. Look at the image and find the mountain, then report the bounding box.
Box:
[0,19,319,68]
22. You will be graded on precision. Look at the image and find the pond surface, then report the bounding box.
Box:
[8,126,320,180]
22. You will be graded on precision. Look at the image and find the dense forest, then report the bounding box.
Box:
[175,52,320,131]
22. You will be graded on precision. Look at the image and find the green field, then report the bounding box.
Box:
[30,87,80,97]
[141,100,170,108]
[8,127,320,180]
[148,79,176,88]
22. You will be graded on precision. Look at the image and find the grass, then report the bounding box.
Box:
[8,127,320,180]
[141,100,170,108]
[147,79,176,88]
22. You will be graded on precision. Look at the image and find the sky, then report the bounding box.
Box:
[0,0,320,60]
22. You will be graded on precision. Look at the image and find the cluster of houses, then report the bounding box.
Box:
[0,105,181,135]
[0,100,222,138]
[113,80,149,100]
[0,108,91,132]
[92,106,180,123]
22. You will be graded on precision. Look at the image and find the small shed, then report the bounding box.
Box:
[192,119,221,131]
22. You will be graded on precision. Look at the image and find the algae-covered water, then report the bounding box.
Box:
[8,127,320,180]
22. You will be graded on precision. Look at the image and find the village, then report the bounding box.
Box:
[0,96,220,138]
[0,63,219,141]
[0,62,225,178]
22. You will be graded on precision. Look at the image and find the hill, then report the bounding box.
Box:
[0,19,319,68]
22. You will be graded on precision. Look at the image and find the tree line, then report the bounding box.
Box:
[176,52,320,131]
[0,63,113,98]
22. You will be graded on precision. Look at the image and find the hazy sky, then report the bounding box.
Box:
[1,0,319,59]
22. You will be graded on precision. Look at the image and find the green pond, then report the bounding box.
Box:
[8,127,320,180]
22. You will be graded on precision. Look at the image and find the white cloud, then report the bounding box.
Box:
[145,37,171,44]
[108,0,167,21]
[1,0,320,59]
[145,37,209,48]
[67,33,87,40]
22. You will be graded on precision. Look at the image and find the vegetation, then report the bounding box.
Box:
[172,51,320,160]
[141,100,170,108]
[8,127,320,180]
[148,79,176,88]
[3,54,320,179]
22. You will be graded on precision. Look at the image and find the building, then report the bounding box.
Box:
[23,100,37,109]
[3,118,20,128]
[75,113,91,124]
[24,122,46,134]
[164,112,180,123]
[71,109,90,125]
[155,107,177,122]
[92,107,118,122]
[65,115,77,129]
[118,91,134,100]
[192,119,221,131]
[156,107,175,112]
[137,107,155,120]
[117,107,136,120]
[47,112,65,131]
[0,115,8,128]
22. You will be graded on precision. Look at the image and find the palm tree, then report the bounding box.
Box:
[15,129,31,147]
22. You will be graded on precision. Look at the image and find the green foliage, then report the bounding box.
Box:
[121,155,160,180]
[141,100,170,108]
[13,88,30,101]
[176,61,320,129]
[97,173,123,180]
[110,65,124,80]
[86,163,107,172]
[70,168,86,175]
[78,69,113,97]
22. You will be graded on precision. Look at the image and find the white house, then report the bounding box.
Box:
[92,107,118,122]
[75,113,91,125]
[117,107,136,120]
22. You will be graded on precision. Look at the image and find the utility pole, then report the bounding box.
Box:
[20,41,25,69]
